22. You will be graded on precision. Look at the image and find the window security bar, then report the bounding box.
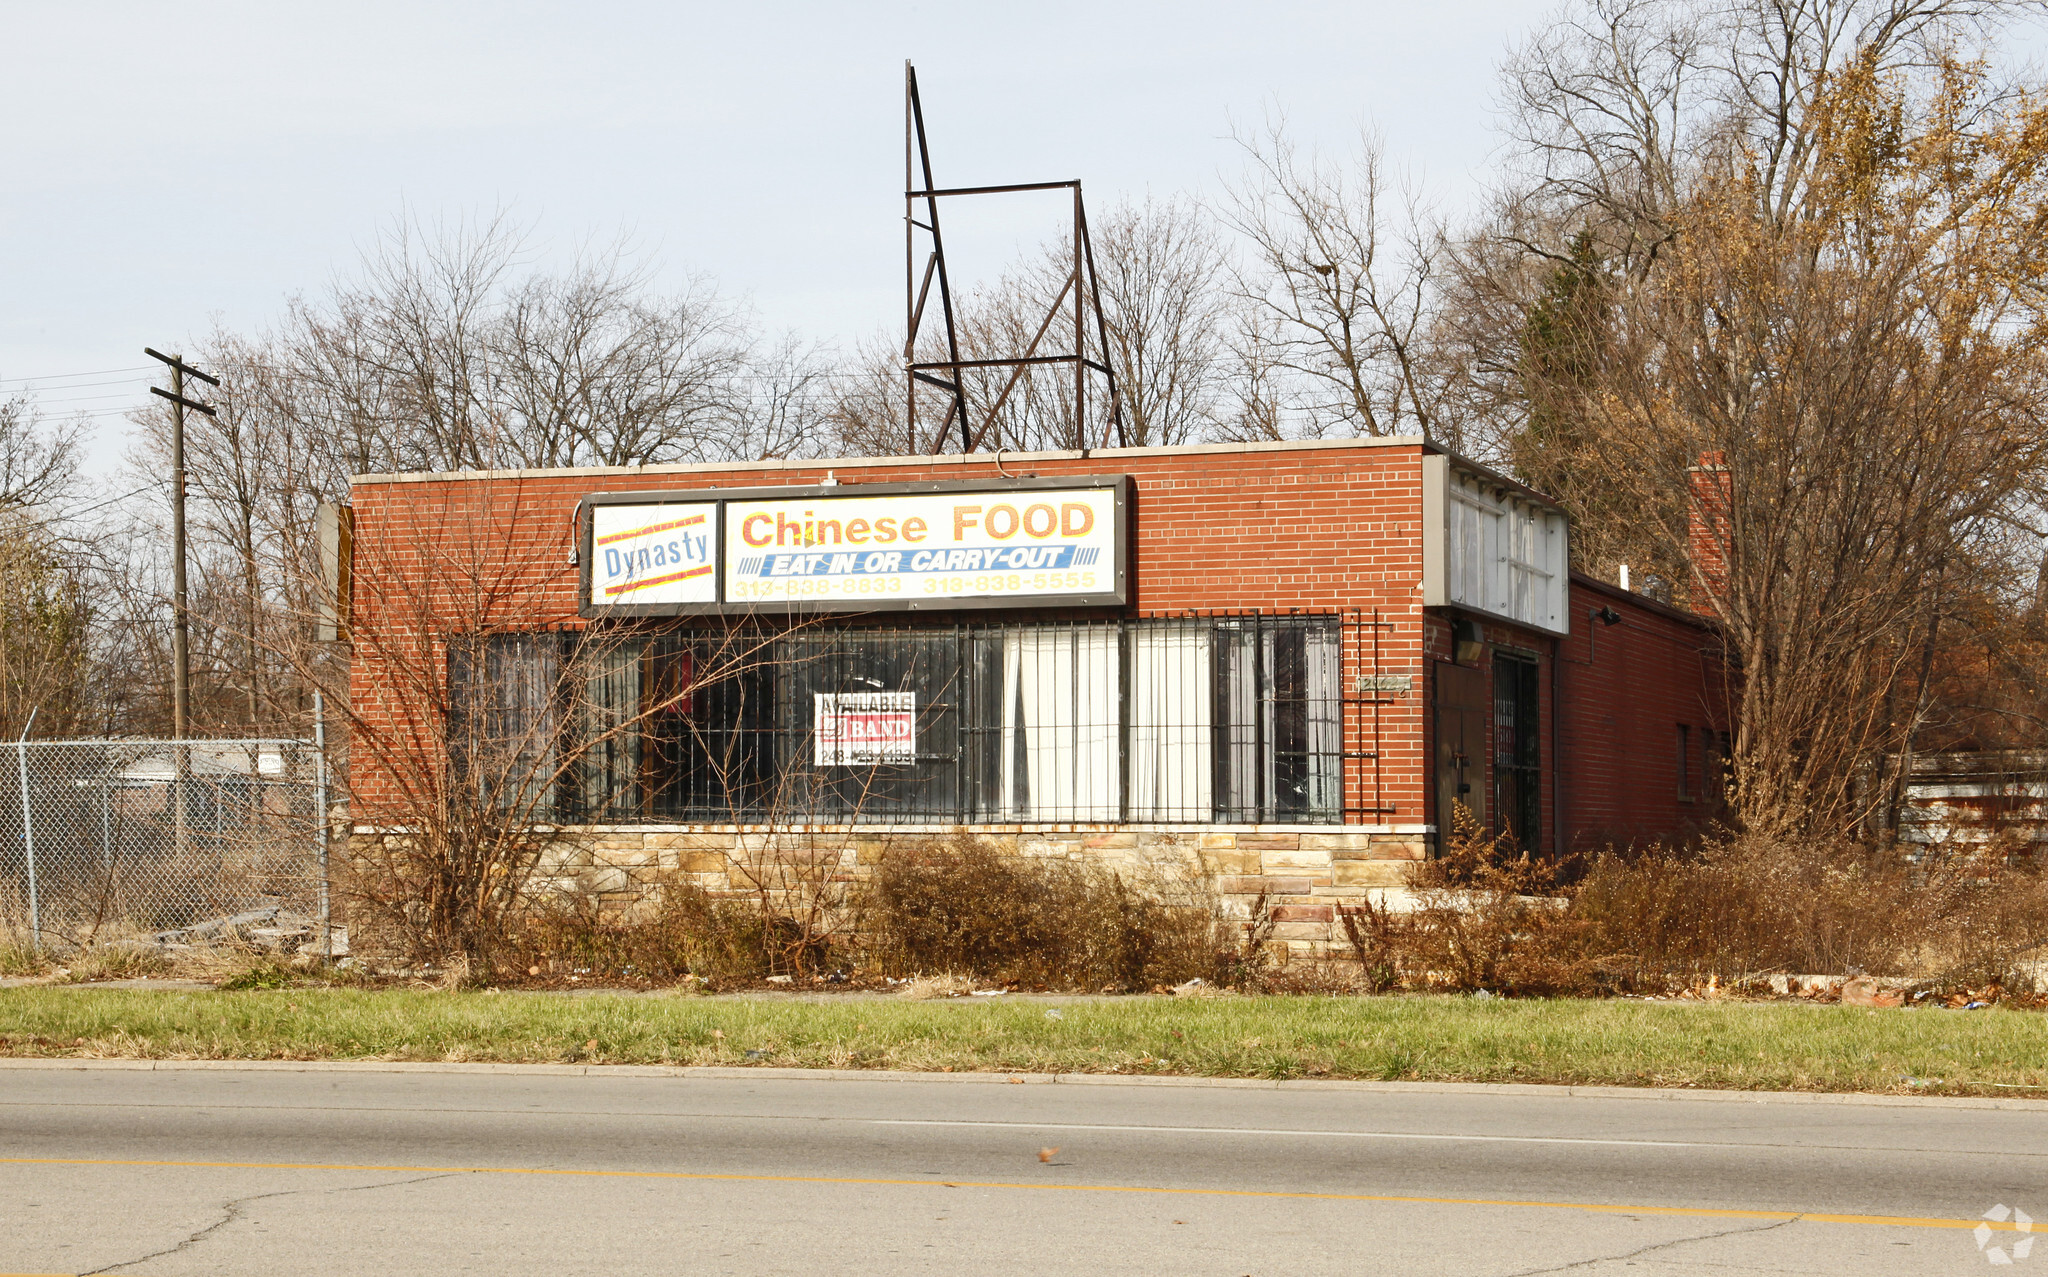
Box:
[449,611,1395,827]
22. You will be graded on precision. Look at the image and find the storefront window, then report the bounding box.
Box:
[450,615,1346,825]
[447,633,565,818]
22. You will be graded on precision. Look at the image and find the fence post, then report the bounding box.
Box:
[100,756,112,870]
[314,691,330,957]
[15,707,38,950]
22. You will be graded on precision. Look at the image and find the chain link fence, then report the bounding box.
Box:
[0,738,328,950]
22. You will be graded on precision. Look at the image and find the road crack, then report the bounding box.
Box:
[1499,1214,1799,1276]
[81,1172,462,1274]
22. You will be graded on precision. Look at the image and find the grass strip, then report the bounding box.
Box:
[2,988,2044,1095]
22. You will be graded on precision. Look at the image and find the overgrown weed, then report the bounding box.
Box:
[863,834,1223,991]
[0,936,49,977]
[58,944,173,983]
[215,958,303,991]
[509,874,787,986]
[1361,806,2048,998]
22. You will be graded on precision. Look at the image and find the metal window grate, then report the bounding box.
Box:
[451,610,1398,826]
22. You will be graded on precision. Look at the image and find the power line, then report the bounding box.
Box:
[0,365,154,385]
[46,408,153,421]
[2,378,158,397]
[54,479,168,520]
[18,388,156,406]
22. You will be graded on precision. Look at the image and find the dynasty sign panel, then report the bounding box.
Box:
[589,502,718,606]
[723,487,1118,605]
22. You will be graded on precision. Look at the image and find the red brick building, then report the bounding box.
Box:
[343,437,1729,944]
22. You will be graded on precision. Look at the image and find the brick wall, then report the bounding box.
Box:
[342,436,1730,876]
[1554,575,1731,848]
[1419,577,1729,854]
[345,438,1436,823]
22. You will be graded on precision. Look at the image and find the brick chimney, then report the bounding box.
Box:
[1686,450,1731,613]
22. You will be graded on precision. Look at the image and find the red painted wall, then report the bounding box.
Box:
[1554,575,1732,848]
[1419,577,1728,853]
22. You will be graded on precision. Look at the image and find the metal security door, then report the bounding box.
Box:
[1492,653,1541,847]
[1434,661,1489,844]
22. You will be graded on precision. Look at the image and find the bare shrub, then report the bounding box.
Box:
[1390,806,1594,996]
[1210,889,1278,990]
[1070,861,1222,992]
[1337,894,1411,994]
[1573,836,2048,991]
[862,835,1218,991]
[1351,808,2048,996]
[511,874,777,985]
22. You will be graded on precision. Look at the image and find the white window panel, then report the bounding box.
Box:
[1421,453,1570,635]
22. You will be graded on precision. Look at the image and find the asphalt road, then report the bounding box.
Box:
[1,1063,2042,1276]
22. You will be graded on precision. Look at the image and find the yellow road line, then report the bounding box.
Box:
[0,1157,2025,1233]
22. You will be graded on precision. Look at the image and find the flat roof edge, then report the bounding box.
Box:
[1570,570,1722,632]
[348,434,1431,486]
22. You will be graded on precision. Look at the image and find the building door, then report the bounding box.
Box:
[1492,653,1541,847]
[1434,661,1489,845]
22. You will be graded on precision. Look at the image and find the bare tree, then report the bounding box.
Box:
[0,397,108,738]
[823,333,931,457]
[0,512,91,740]
[0,395,83,510]
[1060,196,1232,448]
[1212,307,1292,443]
[1442,0,2048,542]
[304,473,853,971]
[1218,119,1449,441]
[124,332,326,735]
[1521,56,2048,838]
[1500,0,2045,256]
[106,218,833,738]
[273,215,771,479]
[726,333,836,462]
[832,197,1234,455]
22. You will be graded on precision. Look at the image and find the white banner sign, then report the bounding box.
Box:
[814,692,916,765]
[591,502,718,606]
[725,488,1117,605]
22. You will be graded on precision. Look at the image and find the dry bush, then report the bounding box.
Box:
[1574,835,2048,991]
[508,874,782,984]
[1380,806,1596,996]
[1354,804,2048,996]
[1336,894,1412,994]
[1211,889,1279,991]
[862,835,1221,991]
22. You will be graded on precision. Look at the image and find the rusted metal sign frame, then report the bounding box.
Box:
[904,62,1124,455]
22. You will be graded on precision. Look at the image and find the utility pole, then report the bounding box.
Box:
[144,347,219,738]
[146,348,219,873]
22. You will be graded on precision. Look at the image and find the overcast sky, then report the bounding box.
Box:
[2,1,1543,473]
